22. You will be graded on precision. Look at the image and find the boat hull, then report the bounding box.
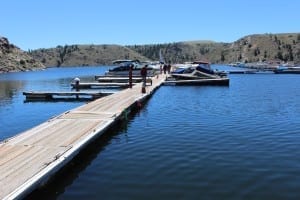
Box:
[274,69,300,74]
[164,78,229,86]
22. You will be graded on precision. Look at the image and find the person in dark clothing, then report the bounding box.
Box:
[129,64,133,88]
[163,64,167,74]
[167,63,171,74]
[141,65,147,86]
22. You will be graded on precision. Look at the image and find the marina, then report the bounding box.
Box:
[1,65,300,199]
[0,73,165,199]
[1,62,229,198]
[1,0,299,198]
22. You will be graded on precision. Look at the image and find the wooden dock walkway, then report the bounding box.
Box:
[97,76,143,82]
[96,76,153,83]
[0,74,166,200]
[70,82,134,89]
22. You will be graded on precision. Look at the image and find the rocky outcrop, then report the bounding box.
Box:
[0,37,45,73]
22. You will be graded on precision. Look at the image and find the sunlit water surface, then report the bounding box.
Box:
[1,66,300,200]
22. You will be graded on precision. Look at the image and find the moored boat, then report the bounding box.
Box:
[165,60,229,86]
[273,65,300,74]
[105,60,157,77]
[171,61,227,79]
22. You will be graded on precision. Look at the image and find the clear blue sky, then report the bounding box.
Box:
[1,0,299,50]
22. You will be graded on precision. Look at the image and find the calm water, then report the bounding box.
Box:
[1,66,300,200]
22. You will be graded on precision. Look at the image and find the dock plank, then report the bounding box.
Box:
[0,144,68,198]
[23,91,113,101]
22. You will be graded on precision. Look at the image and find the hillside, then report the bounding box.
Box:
[29,33,300,67]
[2,33,299,73]
[0,37,45,73]
[127,42,231,64]
[224,33,300,63]
[29,44,150,67]
[127,33,300,64]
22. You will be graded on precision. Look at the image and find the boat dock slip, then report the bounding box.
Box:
[97,76,143,83]
[0,75,166,199]
[163,77,230,86]
[23,91,114,100]
[70,82,134,89]
[95,74,155,79]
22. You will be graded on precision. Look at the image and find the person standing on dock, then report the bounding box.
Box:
[141,65,147,93]
[163,64,167,74]
[167,62,171,74]
[141,65,147,85]
[129,64,133,88]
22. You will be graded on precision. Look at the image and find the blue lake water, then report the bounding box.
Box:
[1,66,300,200]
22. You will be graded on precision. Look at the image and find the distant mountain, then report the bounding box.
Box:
[2,33,299,73]
[127,33,300,64]
[0,37,45,73]
[30,33,299,67]
[29,44,149,67]
[224,33,300,63]
[127,42,230,64]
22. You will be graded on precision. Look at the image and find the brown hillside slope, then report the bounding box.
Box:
[128,33,300,64]
[225,33,300,63]
[30,44,150,67]
[29,32,300,67]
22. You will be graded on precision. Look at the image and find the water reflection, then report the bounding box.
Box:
[0,80,24,105]
[0,66,111,140]
[3,66,300,199]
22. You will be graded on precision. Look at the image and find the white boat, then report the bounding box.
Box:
[273,65,300,74]
[105,60,157,77]
[171,61,227,79]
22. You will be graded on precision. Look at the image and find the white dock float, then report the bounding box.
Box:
[163,77,230,86]
[97,77,143,83]
[23,91,114,100]
[70,82,133,89]
[0,74,166,199]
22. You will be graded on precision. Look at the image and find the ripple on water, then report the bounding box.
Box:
[6,71,300,200]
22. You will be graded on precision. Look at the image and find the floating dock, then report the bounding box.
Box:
[0,75,166,200]
[23,91,114,101]
[163,77,230,86]
[96,76,153,84]
[97,76,143,83]
[70,82,133,89]
[95,74,155,79]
